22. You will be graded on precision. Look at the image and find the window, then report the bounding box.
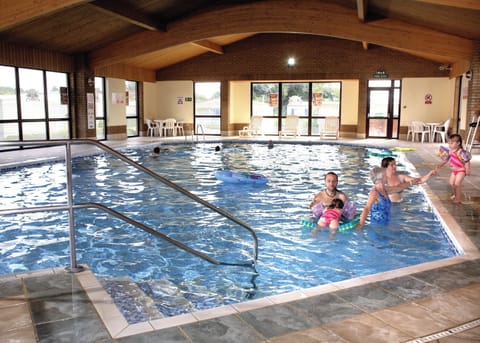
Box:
[0,65,71,146]
[194,82,221,135]
[126,80,139,137]
[251,81,341,135]
[252,83,279,135]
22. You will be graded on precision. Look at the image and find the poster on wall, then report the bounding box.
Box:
[424,93,432,104]
[87,92,95,129]
[177,96,184,104]
[112,92,125,105]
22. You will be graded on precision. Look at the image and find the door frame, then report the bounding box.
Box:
[366,80,401,139]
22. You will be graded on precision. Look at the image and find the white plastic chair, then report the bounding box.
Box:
[319,117,339,139]
[411,121,430,142]
[145,119,159,137]
[279,115,300,138]
[175,121,185,136]
[239,115,264,136]
[406,121,414,141]
[432,119,450,143]
[162,118,177,136]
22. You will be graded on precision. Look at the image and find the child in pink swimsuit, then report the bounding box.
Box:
[435,134,471,203]
[310,198,344,239]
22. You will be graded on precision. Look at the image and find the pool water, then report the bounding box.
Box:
[0,142,458,321]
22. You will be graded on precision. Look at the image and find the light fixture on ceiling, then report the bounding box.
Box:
[439,64,452,71]
[287,57,296,67]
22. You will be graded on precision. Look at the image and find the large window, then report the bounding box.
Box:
[0,65,70,147]
[126,80,139,137]
[194,82,221,135]
[251,81,341,135]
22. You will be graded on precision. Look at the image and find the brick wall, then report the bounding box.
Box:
[466,40,480,124]
[156,34,448,81]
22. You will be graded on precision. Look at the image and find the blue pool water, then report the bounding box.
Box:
[0,142,457,320]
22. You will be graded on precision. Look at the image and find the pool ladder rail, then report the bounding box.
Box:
[0,139,258,273]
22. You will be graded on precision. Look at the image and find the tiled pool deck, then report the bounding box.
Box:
[0,136,479,342]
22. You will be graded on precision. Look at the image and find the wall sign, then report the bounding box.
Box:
[425,93,432,104]
[87,92,95,129]
[373,70,389,78]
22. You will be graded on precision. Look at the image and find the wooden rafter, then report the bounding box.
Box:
[356,0,368,22]
[0,0,90,31]
[89,0,473,75]
[90,0,164,31]
[191,40,224,54]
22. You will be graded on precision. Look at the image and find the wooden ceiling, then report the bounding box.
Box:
[1,0,479,79]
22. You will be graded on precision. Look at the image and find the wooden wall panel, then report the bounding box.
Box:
[0,42,74,72]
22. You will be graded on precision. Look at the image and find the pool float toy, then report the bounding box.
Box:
[437,146,471,162]
[389,147,416,151]
[365,149,395,157]
[215,169,268,185]
[311,201,356,220]
[300,214,361,232]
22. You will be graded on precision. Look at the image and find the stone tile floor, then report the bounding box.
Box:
[0,136,479,342]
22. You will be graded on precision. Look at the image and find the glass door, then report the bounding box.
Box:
[367,80,401,139]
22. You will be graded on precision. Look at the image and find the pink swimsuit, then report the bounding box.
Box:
[321,209,342,225]
[448,150,466,175]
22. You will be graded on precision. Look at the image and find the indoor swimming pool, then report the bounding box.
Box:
[0,142,459,322]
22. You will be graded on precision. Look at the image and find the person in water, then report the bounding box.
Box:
[310,198,344,239]
[309,172,355,220]
[434,134,471,204]
[358,166,391,229]
[381,157,435,202]
[149,146,160,158]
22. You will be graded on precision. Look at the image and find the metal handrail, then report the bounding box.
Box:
[0,139,258,270]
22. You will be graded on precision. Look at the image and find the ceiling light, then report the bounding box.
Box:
[287,57,296,67]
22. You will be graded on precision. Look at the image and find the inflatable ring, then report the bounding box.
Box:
[215,169,268,185]
[389,147,416,151]
[366,149,395,157]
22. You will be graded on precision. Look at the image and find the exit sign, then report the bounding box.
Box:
[373,70,389,78]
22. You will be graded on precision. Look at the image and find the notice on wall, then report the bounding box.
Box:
[87,92,95,129]
[177,96,184,105]
[424,93,432,104]
[112,92,125,105]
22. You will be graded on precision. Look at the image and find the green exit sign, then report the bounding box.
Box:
[185,97,192,101]
[373,70,389,78]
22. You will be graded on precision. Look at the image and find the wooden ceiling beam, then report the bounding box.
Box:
[191,40,224,54]
[89,0,473,75]
[0,0,91,31]
[90,0,164,31]
[411,0,480,10]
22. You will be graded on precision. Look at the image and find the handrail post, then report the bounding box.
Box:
[64,141,84,273]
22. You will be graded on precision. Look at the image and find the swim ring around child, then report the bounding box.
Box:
[215,169,268,185]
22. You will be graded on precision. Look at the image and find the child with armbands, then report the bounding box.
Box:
[310,198,344,239]
[435,134,471,204]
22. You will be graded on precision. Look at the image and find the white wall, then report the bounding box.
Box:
[401,77,456,126]
[341,80,359,125]
[229,81,251,123]
[106,78,126,126]
[154,81,194,122]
